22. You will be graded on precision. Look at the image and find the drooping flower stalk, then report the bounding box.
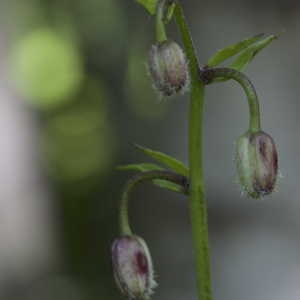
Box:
[199,67,261,132]
[119,170,188,236]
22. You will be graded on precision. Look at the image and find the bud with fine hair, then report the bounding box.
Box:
[111,235,157,300]
[148,40,189,97]
[235,131,278,199]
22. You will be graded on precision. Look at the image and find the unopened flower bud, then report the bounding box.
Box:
[235,131,278,199]
[111,235,157,299]
[148,40,189,97]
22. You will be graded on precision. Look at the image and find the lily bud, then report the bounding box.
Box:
[148,40,189,97]
[111,235,157,299]
[235,131,278,199]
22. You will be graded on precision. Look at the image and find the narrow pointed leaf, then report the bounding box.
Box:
[207,33,264,67]
[134,144,189,176]
[117,163,187,194]
[164,2,176,23]
[136,0,175,21]
[229,34,277,71]
[136,0,157,14]
[117,163,163,172]
[153,179,186,194]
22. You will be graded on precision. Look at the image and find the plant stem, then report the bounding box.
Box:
[200,67,261,132]
[119,170,188,236]
[174,4,213,300]
[156,0,167,42]
[189,81,213,300]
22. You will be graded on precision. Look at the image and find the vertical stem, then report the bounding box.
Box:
[174,4,213,300]
[189,79,213,300]
[156,0,167,42]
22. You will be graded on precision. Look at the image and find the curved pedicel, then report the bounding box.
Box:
[199,67,261,132]
[119,170,189,235]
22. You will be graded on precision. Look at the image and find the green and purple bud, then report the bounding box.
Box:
[148,40,189,97]
[111,235,157,300]
[235,131,278,199]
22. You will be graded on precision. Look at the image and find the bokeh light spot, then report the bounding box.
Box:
[11,27,84,109]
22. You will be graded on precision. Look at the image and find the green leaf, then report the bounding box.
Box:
[134,144,189,176]
[207,34,264,67]
[135,0,175,22]
[116,163,163,172]
[117,163,187,194]
[153,179,186,194]
[229,34,277,71]
[136,0,157,14]
[164,2,176,23]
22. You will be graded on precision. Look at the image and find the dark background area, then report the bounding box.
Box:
[0,0,299,299]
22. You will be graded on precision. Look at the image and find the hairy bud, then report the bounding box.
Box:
[148,40,189,97]
[235,131,278,199]
[111,235,157,300]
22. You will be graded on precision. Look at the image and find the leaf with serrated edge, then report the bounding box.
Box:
[116,163,163,172]
[207,33,264,67]
[229,35,277,71]
[134,144,189,176]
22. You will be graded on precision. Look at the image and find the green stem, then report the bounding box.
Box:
[174,4,213,300]
[119,170,188,235]
[200,67,261,132]
[156,0,167,42]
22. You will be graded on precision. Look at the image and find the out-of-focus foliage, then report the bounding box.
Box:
[72,0,127,69]
[43,79,116,183]
[126,43,169,119]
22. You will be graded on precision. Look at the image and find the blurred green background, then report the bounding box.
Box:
[0,0,299,299]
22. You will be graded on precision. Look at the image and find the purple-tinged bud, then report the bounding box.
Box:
[148,40,189,97]
[111,235,157,299]
[235,131,278,199]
